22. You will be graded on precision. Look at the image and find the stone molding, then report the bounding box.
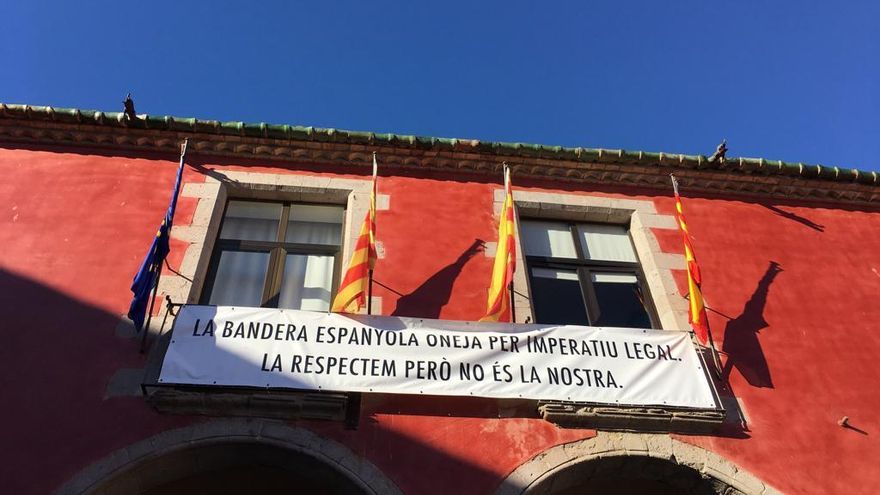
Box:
[1,112,878,206]
[148,169,379,325]
[495,189,689,331]
[145,385,351,421]
[537,402,725,434]
[495,431,781,495]
[53,419,403,495]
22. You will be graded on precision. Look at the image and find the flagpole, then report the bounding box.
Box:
[505,163,518,324]
[704,315,722,378]
[508,282,516,323]
[367,270,374,316]
[138,256,161,353]
[479,162,517,324]
[367,151,378,316]
[347,152,376,430]
[670,174,723,376]
[139,139,188,353]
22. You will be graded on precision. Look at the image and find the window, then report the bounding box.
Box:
[521,220,656,329]
[201,200,344,311]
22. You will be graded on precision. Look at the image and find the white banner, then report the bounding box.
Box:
[159,305,717,409]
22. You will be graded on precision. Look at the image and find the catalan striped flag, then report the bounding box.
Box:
[331,153,378,314]
[480,166,517,322]
[671,175,710,345]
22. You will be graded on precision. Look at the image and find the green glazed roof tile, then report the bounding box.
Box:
[1,102,877,187]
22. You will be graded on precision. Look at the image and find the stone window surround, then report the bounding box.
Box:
[154,169,389,330]
[492,188,690,332]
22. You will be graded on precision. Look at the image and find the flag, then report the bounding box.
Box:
[480,166,516,322]
[331,153,378,313]
[127,140,188,331]
[671,175,710,345]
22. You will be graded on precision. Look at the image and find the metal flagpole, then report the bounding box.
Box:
[367,270,373,316]
[349,151,377,430]
[504,163,517,324]
[704,314,723,378]
[670,174,723,377]
[138,254,161,353]
[508,282,516,323]
[366,151,378,316]
[139,139,188,354]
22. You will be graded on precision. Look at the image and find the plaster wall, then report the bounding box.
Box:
[1,146,878,494]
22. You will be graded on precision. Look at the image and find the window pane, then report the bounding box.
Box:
[285,204,344,245]
[590,271,652,328]
[208,250,270,307]
[592,272,638,283]
[220,201,282,241]
[278,254,335,311]
[530,267,589,325]
[579,224,637,262]
[521,220,577,259]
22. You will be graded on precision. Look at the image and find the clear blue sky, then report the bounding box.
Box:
[3,1,878,170]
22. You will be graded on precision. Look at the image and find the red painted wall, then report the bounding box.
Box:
[1,145,878,494]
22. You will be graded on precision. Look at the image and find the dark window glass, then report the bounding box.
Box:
[202,200,344,310]
[522,220,656,329]
[590,272,652,328]
[530,267,590,326]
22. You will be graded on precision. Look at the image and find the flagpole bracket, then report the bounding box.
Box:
[164,295,184,317]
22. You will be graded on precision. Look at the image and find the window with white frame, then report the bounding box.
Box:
[521,220,656,329]
[200,200,344,310]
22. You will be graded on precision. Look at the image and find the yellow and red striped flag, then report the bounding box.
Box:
[671,175,710,345]
[480,166,516,322]
[331,154,378,314]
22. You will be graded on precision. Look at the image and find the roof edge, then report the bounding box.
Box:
[2,103,876,187]
[2,103,879,205]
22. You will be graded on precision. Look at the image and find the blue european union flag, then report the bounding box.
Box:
[127,141,188,331]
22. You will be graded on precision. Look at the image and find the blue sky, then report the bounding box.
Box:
[3,1,878,170]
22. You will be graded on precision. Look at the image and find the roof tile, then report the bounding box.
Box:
[0,102,876,187]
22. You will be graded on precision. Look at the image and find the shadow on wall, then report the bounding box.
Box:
[762,204,825,232]
[0,263,511,495]
[721,261,783,388]
[3,260,744,495]
[0,267,147,495]
[390,239,485,319]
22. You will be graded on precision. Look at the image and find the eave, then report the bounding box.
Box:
[1,103,878,205]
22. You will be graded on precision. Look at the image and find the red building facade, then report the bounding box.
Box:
[1,103,878,494]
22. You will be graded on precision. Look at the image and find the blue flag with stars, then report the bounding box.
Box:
[127,140,188,331]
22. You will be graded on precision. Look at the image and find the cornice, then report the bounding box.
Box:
[1,103,878,205]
